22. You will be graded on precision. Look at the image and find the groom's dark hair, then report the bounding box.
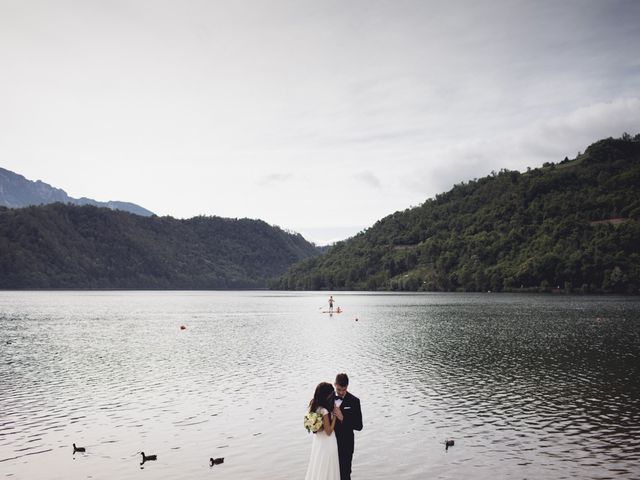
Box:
[335,373,349,387]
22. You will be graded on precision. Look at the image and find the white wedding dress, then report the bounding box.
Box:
[304,407,340,480]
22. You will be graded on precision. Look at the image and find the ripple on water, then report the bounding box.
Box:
[0,292,639,479]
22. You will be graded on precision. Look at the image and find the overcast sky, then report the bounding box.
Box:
[1,0,639,244]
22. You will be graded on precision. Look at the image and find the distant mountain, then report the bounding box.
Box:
[0,167,154,216]
[272,135,640,294]
[0,203,320,289]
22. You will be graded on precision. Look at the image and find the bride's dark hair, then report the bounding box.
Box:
[309,382,335,413]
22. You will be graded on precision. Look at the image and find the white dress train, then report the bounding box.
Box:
[304,407,340,480]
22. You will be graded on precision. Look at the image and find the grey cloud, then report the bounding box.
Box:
[2,1,639,245]
[257,173,294,187]
[355,171,382,189]
[404,97,640,199]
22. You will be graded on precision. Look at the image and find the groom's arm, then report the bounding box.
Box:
[351,397,363,431]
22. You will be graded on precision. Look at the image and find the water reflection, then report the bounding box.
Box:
[0,292,639,479]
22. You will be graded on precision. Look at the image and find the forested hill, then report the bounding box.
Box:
[272,135,640,294]
[0,204,320,289]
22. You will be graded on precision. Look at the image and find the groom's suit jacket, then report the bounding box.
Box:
[334,391,363,456]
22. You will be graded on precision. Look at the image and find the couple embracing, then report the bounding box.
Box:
[305,373,363,480]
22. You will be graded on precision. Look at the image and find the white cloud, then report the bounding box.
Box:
[1,1,639,243]
[404,98,640,199]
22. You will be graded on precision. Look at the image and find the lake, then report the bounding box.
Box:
[1,291,639,479]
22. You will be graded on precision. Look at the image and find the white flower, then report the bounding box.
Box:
[303,412,323,433]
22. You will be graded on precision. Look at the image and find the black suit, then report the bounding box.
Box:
[334,392,363,480]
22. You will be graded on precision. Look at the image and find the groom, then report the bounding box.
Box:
[333,373,363,480]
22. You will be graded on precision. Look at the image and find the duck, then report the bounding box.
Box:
[73,443,86,453]
[140,452,157,464]
[210,457,224,466]
[445,439,454,451]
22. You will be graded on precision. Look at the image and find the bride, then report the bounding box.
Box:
[304,382,342,480]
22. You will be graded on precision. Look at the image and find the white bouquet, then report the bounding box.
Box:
[303,411,323,433]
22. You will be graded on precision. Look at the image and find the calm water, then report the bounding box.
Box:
[1,291,639,479]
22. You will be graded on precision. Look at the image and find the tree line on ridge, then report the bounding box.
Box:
[271,135,640,294]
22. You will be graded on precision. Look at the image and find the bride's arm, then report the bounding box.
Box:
[322,412,337,436]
